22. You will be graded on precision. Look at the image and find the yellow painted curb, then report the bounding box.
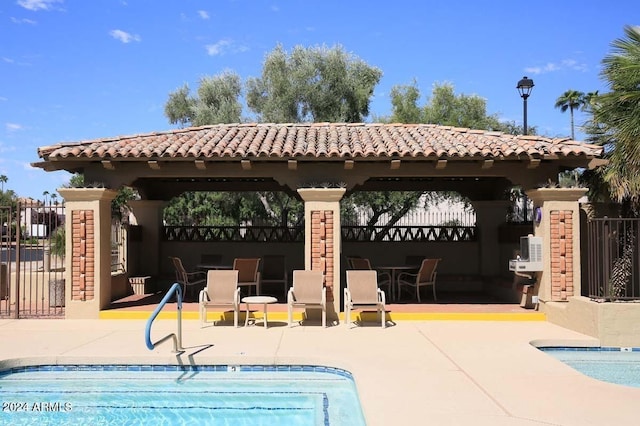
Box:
[100,310,545,322]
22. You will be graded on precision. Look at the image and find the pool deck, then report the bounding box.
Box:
[1,317,639,425]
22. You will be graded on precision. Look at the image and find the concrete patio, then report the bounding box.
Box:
[1,317,639,425]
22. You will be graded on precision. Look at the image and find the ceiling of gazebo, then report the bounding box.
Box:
[33,122,604,200]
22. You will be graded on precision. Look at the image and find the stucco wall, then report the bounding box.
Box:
[543,296,640,347]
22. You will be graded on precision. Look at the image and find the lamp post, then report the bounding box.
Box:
[516,76,535,222]
[516,76,534,135]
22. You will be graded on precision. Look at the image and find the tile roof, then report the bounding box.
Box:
[37,122,603,161]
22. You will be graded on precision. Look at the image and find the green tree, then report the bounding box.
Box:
[164,71,243,127]
[389,81,423,123]
[0,175,7,193]
[246,44,382,123]
[386,81,534,135]
[591,25,640,212]
[555,90,585,140]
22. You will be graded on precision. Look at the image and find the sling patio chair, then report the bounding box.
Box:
[199,270,240,327]
[397,258,441,303]
[345,270,387,328]
[169,256,206,301]
[232,257,261,297]
[346,257,392,297]
[287,270,326,328]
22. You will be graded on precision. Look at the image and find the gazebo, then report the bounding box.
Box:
[33,122,603,320]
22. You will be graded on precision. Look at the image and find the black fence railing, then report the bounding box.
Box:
[342,225,477,242]
[163,226,305,242]
[163,224,477,243]
[586,218,640,301]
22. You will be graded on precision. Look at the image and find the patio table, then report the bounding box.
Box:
[375,265,418,302]
[242,296,278,328]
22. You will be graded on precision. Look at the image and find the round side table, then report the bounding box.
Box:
[242,296,278,328]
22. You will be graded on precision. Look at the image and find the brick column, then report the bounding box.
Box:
[58,188,117,319]
[526,188,587,303]
[298,188,345,321]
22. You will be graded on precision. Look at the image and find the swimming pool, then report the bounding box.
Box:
[0,364,366,425]
[540,347,640,388]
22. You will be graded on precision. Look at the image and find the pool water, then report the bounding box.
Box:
[0,365,366,426]
[541,348,640,388]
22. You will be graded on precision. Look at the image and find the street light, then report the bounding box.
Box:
[516,76,534,135]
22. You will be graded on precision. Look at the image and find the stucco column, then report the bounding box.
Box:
[298,188,345,322]
[526,188,587,304]
[472,200,510,277]
[58,188,117,319]
[128,200,165,277]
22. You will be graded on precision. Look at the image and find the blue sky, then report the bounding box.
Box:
[0,0,635,200]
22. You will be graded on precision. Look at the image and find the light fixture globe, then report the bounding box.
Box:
[517,76,535,98]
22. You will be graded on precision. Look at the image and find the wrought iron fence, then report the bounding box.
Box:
[586,218,640,301]
[163,225,304,242]
[0,201,66,318]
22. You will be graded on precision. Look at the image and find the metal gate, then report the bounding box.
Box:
[1,201,66,318]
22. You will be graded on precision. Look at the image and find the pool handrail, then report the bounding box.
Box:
[145,282,184,352]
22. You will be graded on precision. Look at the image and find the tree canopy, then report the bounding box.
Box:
[165,71,243,127]
[386,81,533,135]
[246,44,382,123]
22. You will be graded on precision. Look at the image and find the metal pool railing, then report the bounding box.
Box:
[145,282,184,353]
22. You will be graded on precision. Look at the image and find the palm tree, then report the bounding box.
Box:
[594,25,640,212]
[0,175,7,193]
[582,91,600,113]
[555,90,585,139]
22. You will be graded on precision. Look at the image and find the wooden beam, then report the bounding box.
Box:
[527,158,541,169]
[390,159,401,170]
[344,160,354,170]
[148,161,160,170]
[101,160,114,170]
[481,159,494,169]
[588,158,609,169]
[195,160,207,170]
[241,159,252,170]
[436,159,447,169]
[288,160,298,170]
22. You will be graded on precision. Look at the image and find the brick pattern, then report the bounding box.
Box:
[311,210,334,302]
[71,210,95,301]
[550,210,574,301]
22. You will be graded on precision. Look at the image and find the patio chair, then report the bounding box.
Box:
[233,258,261,296]
[170,256,206,301]
[287,270,326,327]
[260,255,288,301]
[397,258,441,302]
[199,270,240,327]
[347,257,391,296]
[345,270,387,328]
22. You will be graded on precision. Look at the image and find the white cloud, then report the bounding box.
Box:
[2,57,15,64]
[525,58,588,75]
[206,39,231,56]
[0,97,8,102]
[6,123,23,132]
[205,39,249,56]
[17,0,62,11]
[271,5,280,12]
[197,10,209,19]
[11,17,37,24]
[109,29,141,43]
